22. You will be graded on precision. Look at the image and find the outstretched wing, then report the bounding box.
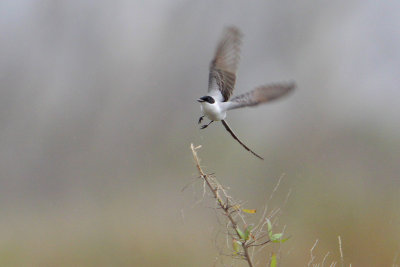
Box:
[227,83,295,110]
[221,120,263,160]
[208,27,242,102]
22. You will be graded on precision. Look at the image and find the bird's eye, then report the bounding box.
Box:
[208,97,215,104]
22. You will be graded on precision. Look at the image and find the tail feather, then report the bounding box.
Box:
[221,120,264,160]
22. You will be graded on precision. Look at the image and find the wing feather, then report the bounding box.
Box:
[208,27,242,101]
[227,83,295,110]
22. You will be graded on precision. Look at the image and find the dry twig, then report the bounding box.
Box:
[190,144,256,267]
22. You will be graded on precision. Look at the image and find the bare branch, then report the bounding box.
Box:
[190,144,256,267]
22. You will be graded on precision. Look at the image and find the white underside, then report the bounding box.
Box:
[200,101,229,121]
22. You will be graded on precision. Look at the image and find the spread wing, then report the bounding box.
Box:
[227,83,295,110]
[208,27,242,102]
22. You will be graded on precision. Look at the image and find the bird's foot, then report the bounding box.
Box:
[198,116,204,124]
[200,120,213,129]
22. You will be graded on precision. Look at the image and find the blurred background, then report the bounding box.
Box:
[1,1,399,266]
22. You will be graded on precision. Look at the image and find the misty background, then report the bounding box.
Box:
[1,1,399,266]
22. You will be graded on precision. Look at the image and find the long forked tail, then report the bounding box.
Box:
[221,120,264,160]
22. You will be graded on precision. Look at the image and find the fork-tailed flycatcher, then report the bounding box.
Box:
[198,26,295,160]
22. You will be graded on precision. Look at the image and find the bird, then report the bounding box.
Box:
[197,26,295,160]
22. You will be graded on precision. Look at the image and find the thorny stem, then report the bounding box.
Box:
[190,144,254,267]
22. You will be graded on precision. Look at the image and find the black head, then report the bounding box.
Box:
[197,96,215,104]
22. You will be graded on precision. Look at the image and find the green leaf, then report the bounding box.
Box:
[271,233,283,241]
[270,253,277,267]
[237,227,245,240]
[271,233,290,243]
[266,219,273,237]
[242,208,256,214]
[244,225,253,241]
[232,239,241,254]
[266,219,290,243]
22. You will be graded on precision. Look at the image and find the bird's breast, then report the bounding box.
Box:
[200,103,226,121]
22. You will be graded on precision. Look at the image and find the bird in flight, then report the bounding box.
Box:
[197,26,294,160]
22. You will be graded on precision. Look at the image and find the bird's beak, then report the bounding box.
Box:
[197,98,205,103]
